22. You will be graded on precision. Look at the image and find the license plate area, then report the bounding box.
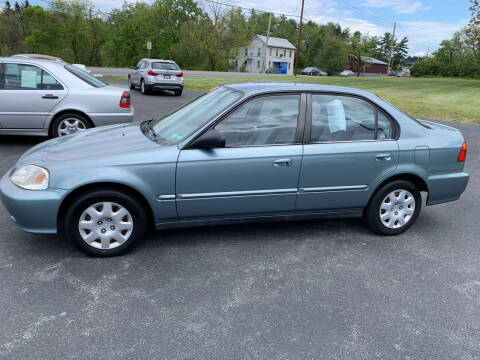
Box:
[164,75,171,79]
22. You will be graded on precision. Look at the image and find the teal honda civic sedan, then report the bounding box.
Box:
[0,83,470,256]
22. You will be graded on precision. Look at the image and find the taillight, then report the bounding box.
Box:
[148,69,159,76]
[457,141,467,162]
[176,72,183,78]
[120,91,130,109]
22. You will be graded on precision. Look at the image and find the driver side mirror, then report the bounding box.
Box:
[189,128,226,149]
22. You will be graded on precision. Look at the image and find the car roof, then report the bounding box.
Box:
[224,82,375,98]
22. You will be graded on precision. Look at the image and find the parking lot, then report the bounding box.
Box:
[1,80,480,359]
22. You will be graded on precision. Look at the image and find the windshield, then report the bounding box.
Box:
[64,64,106,87]
[152,62,179,70]
[151,86,243,143]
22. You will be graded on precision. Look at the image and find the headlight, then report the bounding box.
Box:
[10,165,49,190]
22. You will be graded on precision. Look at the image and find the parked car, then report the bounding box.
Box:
[301,67,327,76]
[0,83,469,256]
[340,70,355,77]
[128,59,184,96]
[0,57,134,137]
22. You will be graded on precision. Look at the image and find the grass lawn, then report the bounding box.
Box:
[109,75,480,124]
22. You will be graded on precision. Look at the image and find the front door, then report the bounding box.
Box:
[296,93,399,211]
[0,63,67,129]
[176,93,305,219]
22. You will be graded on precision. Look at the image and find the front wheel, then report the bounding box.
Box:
[128,76,135,89]
[365,180,421,235]
[64,190,147,256]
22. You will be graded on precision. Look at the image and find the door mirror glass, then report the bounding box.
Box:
[190,128,226,149]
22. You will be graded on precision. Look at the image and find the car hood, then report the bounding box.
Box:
[17,122,167,168]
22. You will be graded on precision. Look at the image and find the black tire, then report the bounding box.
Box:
[128,76,135,89]
[365,180,421,236]
[64,189,147,257]
[140,79,150,95]
[51,112,91,138]
[174,89,183,96]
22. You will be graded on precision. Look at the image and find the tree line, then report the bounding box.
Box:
[411,0,480,78]
[0,0,411,74]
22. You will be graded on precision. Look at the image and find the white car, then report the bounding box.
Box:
[0,56,134,137]
[340,70,355,77]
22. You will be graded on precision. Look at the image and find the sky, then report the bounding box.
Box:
[24,0,473,56]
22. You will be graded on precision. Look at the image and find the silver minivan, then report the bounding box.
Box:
[0,57,134,137]
[128,59,184,96]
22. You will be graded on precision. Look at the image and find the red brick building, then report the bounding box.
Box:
[349,55,388,75]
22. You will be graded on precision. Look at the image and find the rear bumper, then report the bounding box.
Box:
[88,107,135,127]
[0,171,66,234]
[426,171,470,205]
[148,83,184,91]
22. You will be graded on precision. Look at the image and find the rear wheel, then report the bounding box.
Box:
[365,180,421,235]
[65,189,147,256]
[51,112,91,137]
[174,89,183,96]
[140,79,150,95]
[128,76,135,89]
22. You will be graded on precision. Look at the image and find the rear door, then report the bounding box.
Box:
[296,93,399,212]
[0,63,67,129]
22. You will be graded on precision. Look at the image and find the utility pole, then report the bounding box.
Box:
[387,22,396,75]
[262,12,272,73]
[294,0,305,76]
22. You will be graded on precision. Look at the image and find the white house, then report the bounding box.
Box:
[231,35,296,75]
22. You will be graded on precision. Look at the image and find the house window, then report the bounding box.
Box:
[257,60,261,68]
[245,48,248,56]
[269,61,271,67]
[257,48,261,57]
[289,50,292,57]
[284,49,286,56]
[276,48,278,56]
[269,48,272,56]
[288,62,291,70]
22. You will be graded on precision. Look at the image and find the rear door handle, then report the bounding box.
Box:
[273,158,292,167]
[376,153,392,161]
[42,94,59,99]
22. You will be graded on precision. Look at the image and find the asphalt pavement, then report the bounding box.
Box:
[0,82,479,359]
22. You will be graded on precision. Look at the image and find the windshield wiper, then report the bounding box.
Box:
[141,119,158,140]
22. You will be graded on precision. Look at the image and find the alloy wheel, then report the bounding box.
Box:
[57,118,86,136]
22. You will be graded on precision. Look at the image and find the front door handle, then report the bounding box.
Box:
[42,94,59,99]
[376,153,392,161]
[273,158,292,167]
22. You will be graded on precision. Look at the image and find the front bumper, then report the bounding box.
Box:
[0,171,67,234]
[426,171,470,205]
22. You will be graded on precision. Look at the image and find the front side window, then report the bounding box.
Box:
[152,86,242,143]
[311,94,377,142]
[215,94,300,147]
[2,63,62,90]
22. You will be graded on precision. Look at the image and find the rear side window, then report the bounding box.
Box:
[64,64,106,88]
[152,62,179,70]
[311,94,394,142]
[1,63,63,90]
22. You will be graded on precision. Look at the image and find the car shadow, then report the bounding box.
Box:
[1,218,373,259]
